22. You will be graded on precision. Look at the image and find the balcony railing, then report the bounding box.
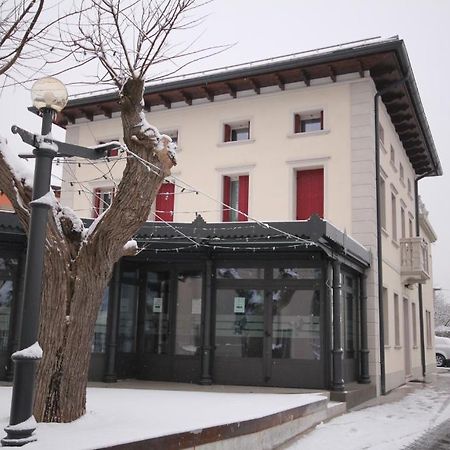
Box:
[400,237,430,285]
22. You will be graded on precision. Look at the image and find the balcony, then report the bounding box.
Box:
[400,237,430,285]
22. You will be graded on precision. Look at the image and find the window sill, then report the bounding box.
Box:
[287,129,330,139]
[391,239,400,248]
[394,345,402,350]
[413,345,418,349]
[384,345,391,349]
[217,139,255,148]
[381,227,389,238]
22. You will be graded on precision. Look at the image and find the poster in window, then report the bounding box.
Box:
[153,297,163,313]
[191,298,202,315]
[234,297,246,314]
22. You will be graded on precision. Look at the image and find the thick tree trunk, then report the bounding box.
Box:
[0,77,173,423]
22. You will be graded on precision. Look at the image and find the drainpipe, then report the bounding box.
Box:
[374,74,409,395]
[415,171,433,380]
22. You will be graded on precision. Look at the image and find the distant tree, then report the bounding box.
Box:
[434,290,450,337]
[0,0,221,423]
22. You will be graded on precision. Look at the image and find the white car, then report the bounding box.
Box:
[435,335,450,367]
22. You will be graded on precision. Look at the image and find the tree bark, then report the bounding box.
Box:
[1,77,173,422]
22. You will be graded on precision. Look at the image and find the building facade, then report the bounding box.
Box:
[0,37,442,400]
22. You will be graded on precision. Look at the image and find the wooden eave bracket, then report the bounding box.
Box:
[301,69,310,86]
[328,65,337,82]
[80,108,93,121]
[249,78,260,94]
[159,94,171,109]
[225,82,237,98]
[99,106,112,118]
[274,73,285,90]
[180,90,192,105]
[202,86,214,102]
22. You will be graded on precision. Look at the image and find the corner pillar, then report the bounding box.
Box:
[332,260,345,391]
[200,258,213,385]
[359,274,371,384]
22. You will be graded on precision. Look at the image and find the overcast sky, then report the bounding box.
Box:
[0,0,449,294]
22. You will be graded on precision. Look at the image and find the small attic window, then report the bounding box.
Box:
[224,121,250,142]
[294,111,323,134]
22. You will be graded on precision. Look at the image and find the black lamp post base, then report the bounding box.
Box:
[2,416,37,447]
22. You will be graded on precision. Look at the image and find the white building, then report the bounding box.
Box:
[39,36,442,402]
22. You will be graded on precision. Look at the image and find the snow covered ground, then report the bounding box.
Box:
[286,370,450,450]
[1,371,449,449]
[0,386,324,449]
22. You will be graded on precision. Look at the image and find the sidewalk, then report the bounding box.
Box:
[283,368,450,450]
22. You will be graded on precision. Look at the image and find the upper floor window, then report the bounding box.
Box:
[296,168,324,220]
[399,163,404,182]
[390,145,395,167]
[162,130,178,146]
[93,187,115,218]
[391,192,397,242]
[294,111,323,134]
[407,178,412,196]
[154,182,175,222]
[380,177,386,229]
[379,124,385,144]
[222,175,249,221]
[98,139,121,158]
[224,121,250,142]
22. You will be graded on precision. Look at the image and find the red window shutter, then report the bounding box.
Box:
[320,110,324,130]
[222,176,231,222]
[238,175,249,221]
[108,147,118,157]
[224,124,231,142]
[93,188,101,218]
[296,169,324,220]
[155,183,175,222]
[294,114,301,133]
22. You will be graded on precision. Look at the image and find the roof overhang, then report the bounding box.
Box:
[52,37,442,177]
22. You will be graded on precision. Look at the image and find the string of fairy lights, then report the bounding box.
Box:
[48,143,317,254]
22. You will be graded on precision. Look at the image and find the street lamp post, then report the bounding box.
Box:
[1,78,121,447]
[1,77,68,447]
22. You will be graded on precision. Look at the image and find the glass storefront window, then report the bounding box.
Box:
[215,288,264,358]
[92,287,109,353]
[0,280,13,352]
[143,271,170,354]
[216,268,264,280]
[273,268,321,280]
[271,289,320,360]
[118,271,139,353]
[175,272,202,355]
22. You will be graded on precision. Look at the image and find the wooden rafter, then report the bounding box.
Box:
[225,82,236,98]
[274,73,285,90]
[80,109,93,121]
[328,65,336,82]
[249,78,260,94]
[180,90,192,105]
[202,86,214,102]
[143,98,151,112]
[358,60,365,78]
[301,69,310,86]
[159,94,171,109]
[99,106,112,118]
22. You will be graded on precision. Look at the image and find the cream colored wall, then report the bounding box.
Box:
[62,77,356,230]
[377,100,436,388]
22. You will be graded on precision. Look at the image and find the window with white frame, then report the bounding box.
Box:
[390,145,395,167]
[412,302,417,347]
[407,178,412,196]
[394,293,400,346]
[380,177,386,229]
[399,163,404,183]
[383,287,389,346]
[426,310,432,347]
[379,124,385,144]
[294,110,323,134]
[98,139,121,157]
[222,174,249,221]
[391,192,397,241]
[93,187,115,217]
[223,121,250,142]
[401,206,406,238]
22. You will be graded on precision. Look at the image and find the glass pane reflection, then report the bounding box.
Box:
[175,272,202,355]
[271,289,320,360]
[118,271,139,353]
[216,268,264,280]
[0,280,13,351]
[273,268,321,280]
[144,271,170,354]
[92,287,109,353]
[215,288,264,357]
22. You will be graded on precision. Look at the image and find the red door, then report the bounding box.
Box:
[155,183,175,222]
[296,169,324,220]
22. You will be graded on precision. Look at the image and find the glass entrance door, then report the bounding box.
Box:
[213,263,324,388]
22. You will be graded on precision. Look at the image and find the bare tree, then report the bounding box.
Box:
[435,290,450,336]
[0,0,218,422]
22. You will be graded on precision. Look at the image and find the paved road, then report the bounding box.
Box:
[403,368,450,450]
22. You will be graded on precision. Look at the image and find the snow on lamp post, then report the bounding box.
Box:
[1,77,68,447]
